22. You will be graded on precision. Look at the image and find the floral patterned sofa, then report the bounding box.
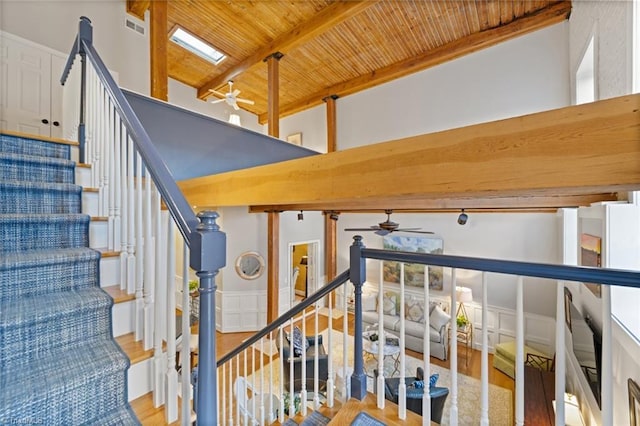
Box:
[361,291,450,361]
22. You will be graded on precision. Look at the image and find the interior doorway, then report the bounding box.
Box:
[289,240,319,307]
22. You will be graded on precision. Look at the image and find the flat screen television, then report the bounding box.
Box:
[568,299,602,407]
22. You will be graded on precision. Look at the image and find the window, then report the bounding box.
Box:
[576,36,595,104]
[169,27,226,65]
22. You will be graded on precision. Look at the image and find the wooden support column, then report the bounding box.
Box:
[149,0,168,101]
[324,95,339,153]
[324,211,339,304]
[265,52,284,138]
[267,211,280,323]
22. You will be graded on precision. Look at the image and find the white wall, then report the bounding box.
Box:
[569,0,635,102]
[279,105,327,153]
[0,0,150,94]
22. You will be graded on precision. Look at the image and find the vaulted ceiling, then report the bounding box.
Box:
[127,0,571,124]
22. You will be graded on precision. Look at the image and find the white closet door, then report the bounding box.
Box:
[0,35,52,136]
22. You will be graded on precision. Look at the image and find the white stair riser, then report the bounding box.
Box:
[128,357,153,402]
[100,256,120,287]
[71,146,79,163]
[82,191,98,217]
[112,299,135,338]
[90,220,108,248]
[75,166,91,187]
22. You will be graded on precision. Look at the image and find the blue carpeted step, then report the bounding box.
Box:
[0,214,89,253]
[0,287,113,371]
[90,405,140,426]
[0,180,82,214]
[0,248,100,299]
[0,133,70,159]
[0,339,134,425]
[0,152,75,183]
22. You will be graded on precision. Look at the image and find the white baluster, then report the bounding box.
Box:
[221,364,226,426]
[397,263,406,420]
[269,331,274,421]
[602,284,613,426]
[125,132,135,295]
[181,241,192,426]
[235,356,240,426]
[300,310,307,416]
[480,272,489,425]
[165,218,177,423]
[515,276,524,426]
[289,318,295,418]
[134,151,144,341]
[243,348,249,426]
[251,346,256,423]
[117,120,127,292]
[113,109,121,255]
[106,101,115,250]
[555,282,566,426]
[449,268,458,425]
[313,301,320,410]
[279,328,285,423]
[377,268,385,409]
[326,289,334,408]
[422,264,430,426]
[260,338,265,425]
[143,167,154,351]
[100,88,109,218]
[153,189,166,405]
[228,360,233,426]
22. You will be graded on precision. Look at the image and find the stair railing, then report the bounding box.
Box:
[61,17,225,425]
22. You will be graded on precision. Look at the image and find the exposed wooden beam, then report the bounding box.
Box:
[149,0,168,101]
[325,95,338,153]
[266,53,282,138]
[126,0,150,21]
[196,1,378,100]
[324,211,338,307]
[247,194,620,214]
[179,94,640,211]
[267,212,279,323]
[258,1,572,124]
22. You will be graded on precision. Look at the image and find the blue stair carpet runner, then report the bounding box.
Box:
[0,133,139,425]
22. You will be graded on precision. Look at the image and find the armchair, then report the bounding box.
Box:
[276,329,329,393]
[374,368,449,424]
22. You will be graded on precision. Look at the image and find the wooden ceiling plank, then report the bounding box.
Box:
[126,0,149,20]
[181,94,640,211]
[196,0,378,100]
[258,0,571,124]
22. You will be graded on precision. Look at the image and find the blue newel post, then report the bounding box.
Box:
[350,235,367,400]
[190,211,226,425]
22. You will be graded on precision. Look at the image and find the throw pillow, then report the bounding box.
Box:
[429,373,439,388]
[290,325,308,357]
[405,297,425,323]
[362,292,378,312]
[382,291,397,316]
[429,301,440,315]
[429,304,451,330]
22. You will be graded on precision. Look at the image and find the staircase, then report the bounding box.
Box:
[0,131,139,425]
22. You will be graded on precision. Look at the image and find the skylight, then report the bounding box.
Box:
[169,27,226,65]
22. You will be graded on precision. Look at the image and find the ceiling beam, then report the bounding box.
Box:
[178,94,640,210]
[258,0,572,124]
[150,0,168,102]
[196,0,378,100]
[126,0,150,21]
[246,194,620,214]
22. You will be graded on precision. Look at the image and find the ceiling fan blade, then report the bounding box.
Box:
[400,230,435,234]
[210,99,225,104]
[344,228,378,232]
[232,89,241,97]
[394,228,421,231]
[236,98,255,105]
[232,102,240,111]
[374,229,390,236]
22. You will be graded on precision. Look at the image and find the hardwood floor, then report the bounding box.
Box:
[133,311,515,424]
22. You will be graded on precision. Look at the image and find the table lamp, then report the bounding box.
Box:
[455,286,473,324]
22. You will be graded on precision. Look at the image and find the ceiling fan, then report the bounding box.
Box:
[344,210,434,236]
[208,80,255,110]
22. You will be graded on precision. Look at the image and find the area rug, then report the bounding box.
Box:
[247,329,513,425]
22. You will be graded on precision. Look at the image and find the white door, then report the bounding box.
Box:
[0,34,63,137]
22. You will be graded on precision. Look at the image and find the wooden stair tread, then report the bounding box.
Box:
[95,248,120,257]
[91,216,108,221]
[130,392,183,425]
[0,129,79,146]
[115,332,153,364]
[328,393,426,425]
[103,285,135,304]
[83,187,99,192]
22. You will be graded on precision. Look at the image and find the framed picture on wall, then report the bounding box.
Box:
[382,234,444,291]
[628,378,640,426]
[580,233,602,298]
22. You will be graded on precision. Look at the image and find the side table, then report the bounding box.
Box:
[456,323,473,367]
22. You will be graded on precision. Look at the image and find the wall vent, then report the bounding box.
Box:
[125,18,146,36]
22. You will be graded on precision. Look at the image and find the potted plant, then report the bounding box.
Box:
[188,279,198,296]
[456,315,469,329]
[283,392,301,416]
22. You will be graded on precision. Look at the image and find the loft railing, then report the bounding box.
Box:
[61,17,225,425]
